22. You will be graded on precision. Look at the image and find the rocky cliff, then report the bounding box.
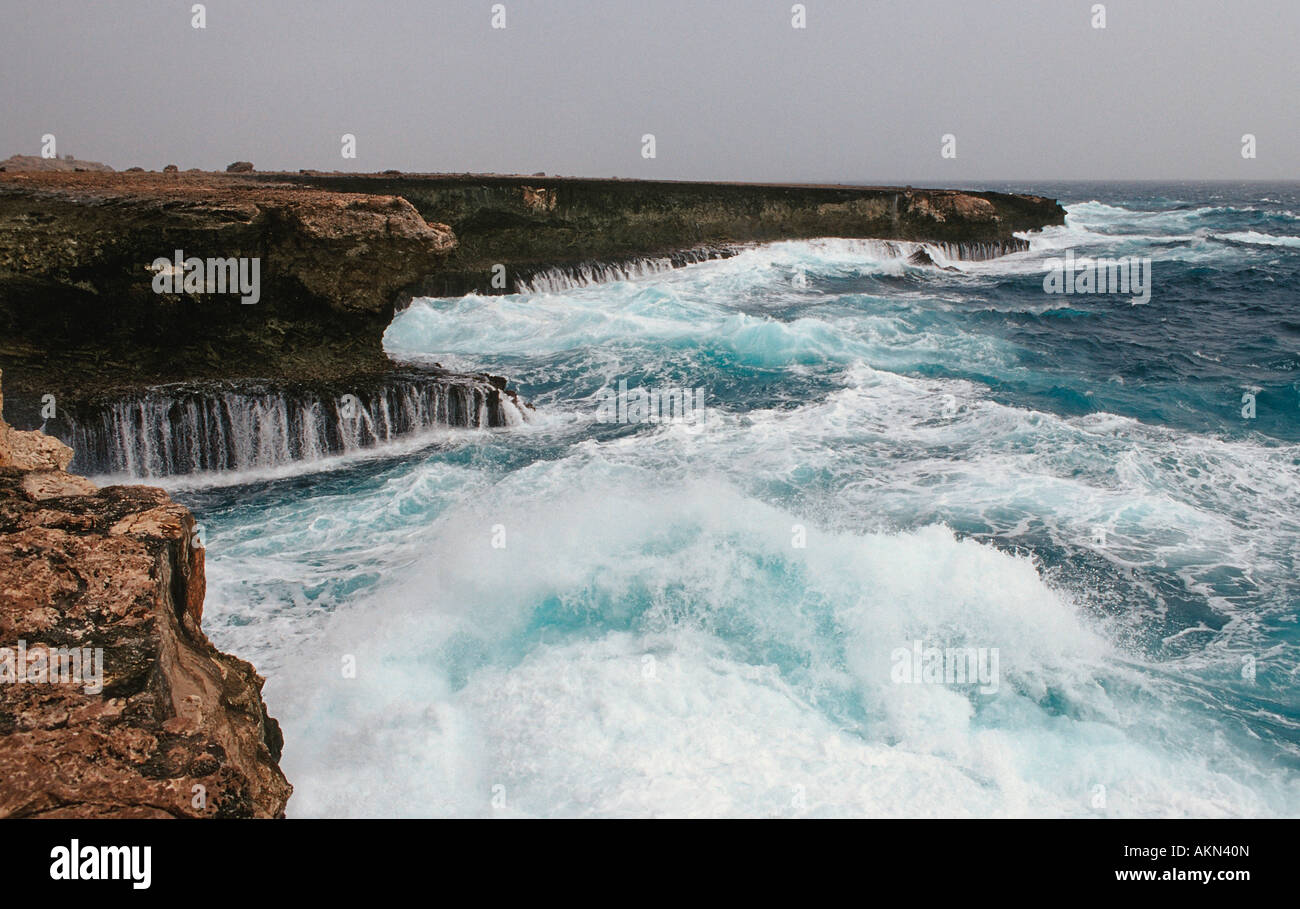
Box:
[0,370,291,817]
[264,173,1066,296]
[0,170,1062,431]
[0,171,458,415]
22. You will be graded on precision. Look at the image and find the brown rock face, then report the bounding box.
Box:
[903,191,998,222]
[0,171,459,407]
[0,373,291,817]
[0,423,73,472]
[0,369,75,472]
[276,172,1066,297]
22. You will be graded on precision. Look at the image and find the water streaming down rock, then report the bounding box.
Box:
[62,371,528,478]
[822,238,1030,263]
[513,247,739,293]
[932,238,1030,261]
[50,236,1027,478]
[511,239,1029,293]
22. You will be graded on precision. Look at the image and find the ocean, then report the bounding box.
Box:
[155,182,1300,817]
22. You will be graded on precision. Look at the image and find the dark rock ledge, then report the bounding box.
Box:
[0,170,1063,423]
[0,171,461,417]
[0,370,291,817]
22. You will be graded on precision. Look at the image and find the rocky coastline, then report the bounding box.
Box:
[0,170,1063,422]
[0,370,291,817]
[0,170,1065,817]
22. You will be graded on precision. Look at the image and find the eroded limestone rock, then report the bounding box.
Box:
[0,373,290,817]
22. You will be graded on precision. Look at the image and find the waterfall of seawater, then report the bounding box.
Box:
[64,374,527,478]
[60,240,1023,479]
[515,248,737,294]
[511,240,1029,294]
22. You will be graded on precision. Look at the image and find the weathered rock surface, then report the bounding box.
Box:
[0,171,457,409]
[0,370,75,472]
[269,173,1066,296]
[0,371,291,817]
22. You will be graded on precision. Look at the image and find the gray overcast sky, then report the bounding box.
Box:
[2,0,1296,182]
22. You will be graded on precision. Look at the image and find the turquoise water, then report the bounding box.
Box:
[166,183,1300,817]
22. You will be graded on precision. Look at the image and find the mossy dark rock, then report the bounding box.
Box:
[0,172,456,414]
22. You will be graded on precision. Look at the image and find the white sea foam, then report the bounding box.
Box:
[253,464,1294,817]
[195,357,1300,817]
[1214,230,1300,248]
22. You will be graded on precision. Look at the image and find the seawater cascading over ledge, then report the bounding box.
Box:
[500,239,1032,295]
[58,369,529,478]
[428,239,1036,297]
[506,241,1034,295]
[512,246,738,294]
[932,238,1030,261]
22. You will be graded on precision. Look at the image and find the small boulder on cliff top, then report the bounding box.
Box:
[226,161,254,173]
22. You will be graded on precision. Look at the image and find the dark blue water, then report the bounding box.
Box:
[969,183,1300,441]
